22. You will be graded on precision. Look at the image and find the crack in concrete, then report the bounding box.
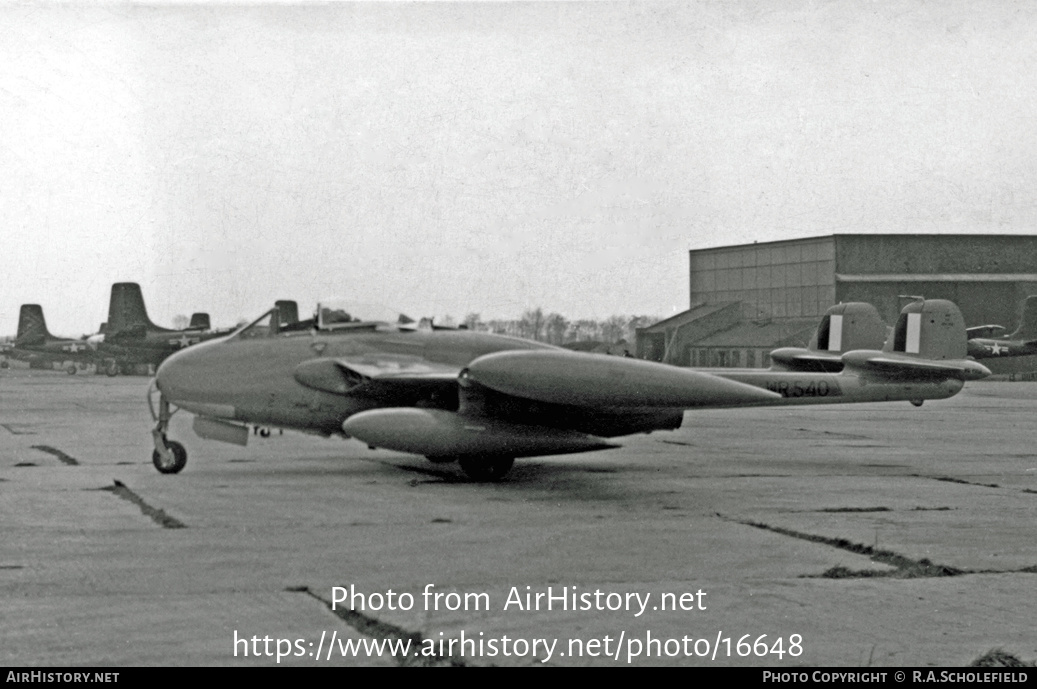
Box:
[99,480,186,529]
[31,445,79,466]
[795,428,870,440]
[911,473,1000,488]
[291,586,463,666]
[719,514,1037,580]
[718,513,964,578]
[1,423,37,435]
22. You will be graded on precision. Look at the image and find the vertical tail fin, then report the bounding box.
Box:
[808,302,888,353]
[884,299,966,360]
[16,305,54,345]
[107,283,168,334]
[1008,295,1037,340]
[188,313,211,330]
[274,300,299,326]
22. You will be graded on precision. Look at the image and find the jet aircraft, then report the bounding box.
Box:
[966,295,1037,359]
[2,305,99,374]
[148,298,988,480]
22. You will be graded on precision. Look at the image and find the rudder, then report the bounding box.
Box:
[188,313,211,330]
[275,300,299,326]
[16,305,53,345]
[808,302,888,353]
[107,282,168,335]
[1009,295,1037,340]
[884,299,966,361]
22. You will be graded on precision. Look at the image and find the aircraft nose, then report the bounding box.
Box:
[154,335,239,413]
[155,344,193,400]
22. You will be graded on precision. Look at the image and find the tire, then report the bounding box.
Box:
[1,360,9,369]
[457,456,515,481]
[152,440,187,474]
[67,365,77,375]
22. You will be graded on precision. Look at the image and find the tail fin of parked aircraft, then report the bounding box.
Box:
[274,300,299,327]
[107,282,171,335]
[15,305,55,345]
[1008,295,1037,341]
[188,313,211,331]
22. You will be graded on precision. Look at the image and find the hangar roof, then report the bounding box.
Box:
[691,318,818,348]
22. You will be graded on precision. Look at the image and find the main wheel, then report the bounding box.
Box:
[152,440,187,474]
[457,456,515,481]
[0,360,8,369]
[67,365,77,375]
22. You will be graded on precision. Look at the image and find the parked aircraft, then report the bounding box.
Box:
[966,295,1037,359]
[147,298,988,480]
[96,283,233,375]
[2,305,99,374]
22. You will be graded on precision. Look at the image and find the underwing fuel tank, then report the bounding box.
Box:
[342,408,619,458]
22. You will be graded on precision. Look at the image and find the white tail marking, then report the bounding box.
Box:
[828,314,843,352]
[906,312,921,354]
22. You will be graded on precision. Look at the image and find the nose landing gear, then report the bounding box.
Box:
[149,383,187,474]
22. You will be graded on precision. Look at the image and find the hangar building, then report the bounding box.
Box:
[637,234,1037,373]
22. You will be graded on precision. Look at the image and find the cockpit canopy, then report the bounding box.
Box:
[231,300,413,340]
[315,300,406,330]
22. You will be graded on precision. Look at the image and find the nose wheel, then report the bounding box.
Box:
[152,440,187,474]
[149,383,187,474]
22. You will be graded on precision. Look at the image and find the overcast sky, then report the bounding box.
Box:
[2,1,1036,335]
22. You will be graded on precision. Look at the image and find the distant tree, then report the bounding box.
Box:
[463,312,482,330]
[544,313,569,345]
[172,314,189,330]
[519,307,546,341]
[567,319,601,342]
[601,315,629,344]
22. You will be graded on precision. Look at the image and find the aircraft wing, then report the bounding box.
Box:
[840,351,990,381]
[768,347,843,372]
[295,350,781,408]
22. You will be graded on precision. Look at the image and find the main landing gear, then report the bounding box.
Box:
[149,384,187,474]
[427,455,516,481]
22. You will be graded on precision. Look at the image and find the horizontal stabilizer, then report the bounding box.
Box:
[343,408,618,458]
[841,351,990,381]
[769,348,843,372]
[966,324,1006,339]
[466,350,781,407]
